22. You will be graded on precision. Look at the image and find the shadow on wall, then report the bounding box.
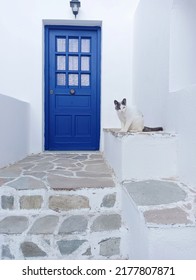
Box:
[166,84,196,189]
[0,94,30,168]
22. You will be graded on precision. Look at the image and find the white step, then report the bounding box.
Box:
[121,179,196,260]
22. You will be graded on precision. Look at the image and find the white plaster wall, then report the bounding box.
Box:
[122,134,178,180]
[103,131,178,182]
[103,131,122,179]
[166,86,196,189]
[0,0,139,153]
[169,0,196,92]
[121,187,149,259]
[0,94,29,168]
[167,0,196,189]
[132,0,172,127]
[148,227,196,260]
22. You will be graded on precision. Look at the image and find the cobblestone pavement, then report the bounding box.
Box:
[0,152,124,260]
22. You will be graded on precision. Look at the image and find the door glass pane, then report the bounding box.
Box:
[57,56,66,70]
[69,56,78,71]
[81,39,90,53]
[69,74,78,86]
[81,74,90,86]
[69,38,79,52]
[57,38,66,52]
[57,74,66,86]
[81,56,90,71]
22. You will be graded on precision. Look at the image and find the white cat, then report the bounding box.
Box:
[114,98,163,132]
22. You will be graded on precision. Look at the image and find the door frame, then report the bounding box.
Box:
[44,25,101,150]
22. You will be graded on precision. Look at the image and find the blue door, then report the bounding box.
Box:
[45,26,101,150]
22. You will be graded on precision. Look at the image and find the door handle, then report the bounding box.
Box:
[50,89,54,95]
[70,89,75,95]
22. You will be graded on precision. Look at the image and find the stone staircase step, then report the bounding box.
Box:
[122,179,196,259]
[0,152,124,260]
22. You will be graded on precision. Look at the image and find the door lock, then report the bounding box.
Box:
[50,89,54,95]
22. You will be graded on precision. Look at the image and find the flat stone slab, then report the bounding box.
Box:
[91,214,121,232]
[49,195,89,212]
[59,215,88,234]
[57,240,86,255]
[0,166,22,178]
[18,155,44,162]
[23,171,46,179]
[99,238,120,257]
[73,155,88,160]
[1,196,14,209]
[89,154,103,159]
[2,245,15,259]
[20,195,43,209]
[47,174,115,190]
[85,163,111,173]
[31,162,54,172]
[143,207,192,225]
[7,176,46,190]
[53,158,77,167]
[101,193,116,208]
[0,216,29,234]
[0,178,13,186]
[28,215,59,234]
[20,242,47,258]
[124,180,186,206]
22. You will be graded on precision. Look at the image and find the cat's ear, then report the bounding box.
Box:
[114,100,118,105]
[122,98,126,105]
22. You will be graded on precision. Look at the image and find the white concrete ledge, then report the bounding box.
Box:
[103,128,178,182]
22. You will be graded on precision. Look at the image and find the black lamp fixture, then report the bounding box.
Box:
[70,0,81,18]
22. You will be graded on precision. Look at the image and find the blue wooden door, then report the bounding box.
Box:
[45,26,101,150]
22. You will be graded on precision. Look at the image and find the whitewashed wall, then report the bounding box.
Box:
[169,0,196,92]
[0,0,139,154]
[132,0,172,127]
[167,0,196,189]
[132,0,196,189]
[0,94,29,168]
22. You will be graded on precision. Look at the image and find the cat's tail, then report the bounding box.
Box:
[143,126,163,132]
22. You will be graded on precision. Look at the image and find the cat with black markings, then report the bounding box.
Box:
[114,98,163,132]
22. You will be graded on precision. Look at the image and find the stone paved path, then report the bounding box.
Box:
[0,152,124,260]
[0,152,115,190]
